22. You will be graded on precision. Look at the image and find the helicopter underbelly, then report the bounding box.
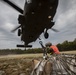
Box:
[22,0,58,45]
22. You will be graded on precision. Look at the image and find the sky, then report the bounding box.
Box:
[0,0,76,49]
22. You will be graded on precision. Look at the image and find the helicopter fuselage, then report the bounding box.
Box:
[1,0,59,47]
[18,0,58,45]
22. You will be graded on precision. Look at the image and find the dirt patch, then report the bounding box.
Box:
[0,54,43,75]
[0,58,34,75]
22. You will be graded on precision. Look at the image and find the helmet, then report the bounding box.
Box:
[45,42,52,47]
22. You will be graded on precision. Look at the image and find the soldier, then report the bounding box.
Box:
[45,42,60,55]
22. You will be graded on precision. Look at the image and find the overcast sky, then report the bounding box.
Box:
[0,0,76,49]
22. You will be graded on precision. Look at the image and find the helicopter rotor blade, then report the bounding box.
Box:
[51,28,59,32]
[2,0,23,14]
[11,25,21,32]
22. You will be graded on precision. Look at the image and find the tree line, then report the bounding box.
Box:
[57,38,76,51]
[0,38,76,55]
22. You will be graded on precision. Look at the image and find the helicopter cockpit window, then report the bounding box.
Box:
[27,0,32,4]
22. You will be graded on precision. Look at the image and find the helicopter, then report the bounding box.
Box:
[1,0,59,48]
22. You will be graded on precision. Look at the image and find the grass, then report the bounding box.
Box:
[0,50,76,75]
[61,50,76,54]
[0,53,43,60]
[0,50,76,60]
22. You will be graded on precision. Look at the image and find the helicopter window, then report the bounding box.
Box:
[39,3,42,6]
[27,0,32,4]
[50,7,52,9]
[32,12,34,14]
[31,10,35,14]
[48,16,52,19]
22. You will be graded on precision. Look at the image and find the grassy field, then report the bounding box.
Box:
[0,54,43,60]
[0,50,76,75]
[0,53,44,75]
[0,50,76,59]
[60,50,76,54]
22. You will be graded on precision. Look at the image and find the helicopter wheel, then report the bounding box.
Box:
[44,31,49,39]
[18,29,21,36]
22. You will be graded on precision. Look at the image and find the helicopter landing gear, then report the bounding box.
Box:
[44,30,49,39]
[18,29,21,36]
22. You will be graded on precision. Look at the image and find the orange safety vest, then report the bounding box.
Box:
[50,45,60,54]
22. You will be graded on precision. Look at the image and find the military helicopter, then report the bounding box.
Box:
[1,0,59,48]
